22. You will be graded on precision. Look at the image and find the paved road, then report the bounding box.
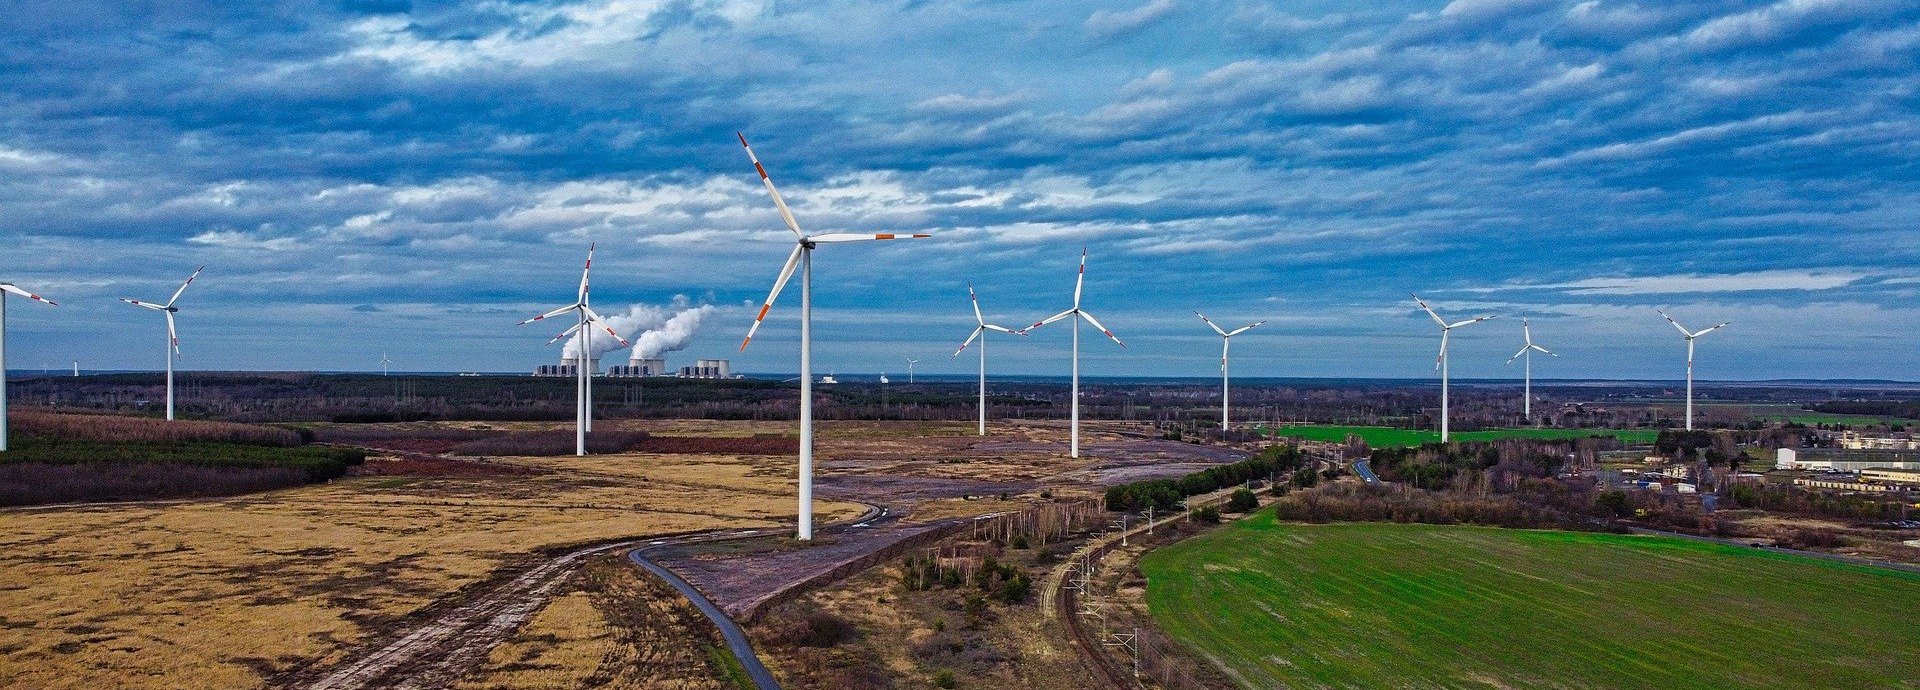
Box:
[628,546,782,690]
[1353,458,1380,484]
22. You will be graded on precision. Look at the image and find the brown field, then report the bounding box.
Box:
[0,418,1235,689]
[0,428,862,690]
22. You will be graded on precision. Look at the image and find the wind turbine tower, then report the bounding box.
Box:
[1658,310,1729,431]
[1196,312,1264,431]
[905,358,918,384]
[0,282,58,451]
[380,353,393,376]
[1412,293,1494,443]
[518,244,628,456]
[1026,249,1125,458]
[120,266,203,421]
[1505,318,1557,422]
[736,133,931,541]
[954,283,1020,436]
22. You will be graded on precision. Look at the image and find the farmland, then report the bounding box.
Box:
[1261,423,1660,447]
[1142,517,1920,689]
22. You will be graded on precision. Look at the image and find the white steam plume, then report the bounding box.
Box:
[561,295,714,361]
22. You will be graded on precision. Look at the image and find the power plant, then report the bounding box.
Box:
[543,354,733,379]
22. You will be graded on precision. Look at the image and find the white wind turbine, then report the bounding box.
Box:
[518,244,628,456]
[1505,318,1557,422]
[1,281,58,452]
[1412,293,1494,443]
[121,266,203,421]
[1196,312,1265,431]
[1025,249,1125,459]
[953,283,1020,436]
[380,353,393,376]
[736,132,931,541]
[1658,310,1729,431]
[904,358,918,384]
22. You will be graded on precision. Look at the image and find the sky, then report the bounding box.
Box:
[2,0,1917,380]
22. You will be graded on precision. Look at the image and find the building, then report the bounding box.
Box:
[1795,477,1901,493]
[1839,430,1920,451]
[1859,467,1920,487]
[1774,447,1920,472]
[678,359,731,379]
[607,357,669,377]
[534,356,599,377]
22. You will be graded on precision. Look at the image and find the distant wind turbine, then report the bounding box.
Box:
[1025,249,1125,458]
[736,132,931,541]
[1412,293,1494,443]
[120,266,203,421]
[953,283,1021,436]
[1,281,58,451]
[1196,312,1264,431]
[1658,310,1729,431]
[518,244,628,456]
[1505,318,1557,422]
[380,353,393,376]
[905,358,918,384]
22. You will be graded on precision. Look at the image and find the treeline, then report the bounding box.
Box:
[1810,400,1920,420]
[1728,483,1909,521]
[312,425,799,456]
[10,410,303,447]
[1104,446,1305,512]
[898,554,1032,604]
[1368,437,1621,492]
[1268,482,1600,530]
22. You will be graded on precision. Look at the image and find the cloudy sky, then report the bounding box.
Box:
[3,0,1917,380]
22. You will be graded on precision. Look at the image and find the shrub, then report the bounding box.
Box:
[1225,488,1258,513]
[1192,506,1221,524]
[934,669,957,688]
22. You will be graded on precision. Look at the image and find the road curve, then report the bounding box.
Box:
[628,546,782,690]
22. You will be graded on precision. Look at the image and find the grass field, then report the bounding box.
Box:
[1260,424,1660,447]
[1142,517,1920,689]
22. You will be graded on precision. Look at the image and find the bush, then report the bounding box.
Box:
[934,669,957,688]
[1192,506,1221,524]
[1225,488,1258,513]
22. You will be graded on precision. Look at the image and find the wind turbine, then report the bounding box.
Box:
[1,282,58,452]
[954,283,1020,436]
[1025,249,1125,459]
[1412,293,1494,443]
[121,266,203,421]
[1196,312,1265,431]
[518,244,628,456]
[736,133,931,541]
[904,358,918,384]
[1505,318,1557,422]
[380,353,393,376]
[1658,310,1729,431]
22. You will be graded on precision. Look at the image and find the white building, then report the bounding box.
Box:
[1839,430,1920,450]
[608,357,669,377]
[534,356,599,377]
[678,359,732,379]
[1776,447,1920,472]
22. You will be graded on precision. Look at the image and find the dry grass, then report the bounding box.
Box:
[454,590,615,690]
[0,449,863,689]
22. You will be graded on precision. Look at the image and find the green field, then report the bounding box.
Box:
[1142,517,1920,689]
[1258,424,1659,447]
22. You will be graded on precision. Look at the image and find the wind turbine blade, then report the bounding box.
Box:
[166,312,180,358]
[166,266,205,307]
[581,306,630,347]
[0,284,57,306]
[808,232,931,243]
[1447,315,1496,329]
[577,243,595,303]
[1437,330,1448,370]
[953,326,983,358]
[738,133,804,238]
[1029,307,1076,330]
[1522,318,1532,346]
[1507,344,1530,364]
[969,283,985,325]
[1226,320,1266,337]
[1074,248,1087,309]
[1534,344,1557,356]
[120,298,169,312]
[742,243,804,351]
[1694,322,1729,338]
[548,322,584,345]
[1413,294,1443,330]
[1078,310,1124,348]
[1657,310,1692,337]
[1196,311,1228,337]
[983,324,1016,334]
[518,304,577,326]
